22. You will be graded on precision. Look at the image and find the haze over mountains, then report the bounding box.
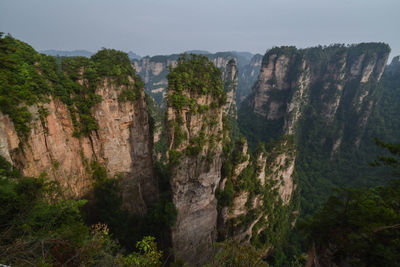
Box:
[1,0,400,266]
[41,49,142,60]
[1,31,399,265]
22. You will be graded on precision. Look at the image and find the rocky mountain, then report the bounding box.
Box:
[127,51,142,60]
[1,37,156,214]
[166,55,226,265]
[164,54,298,265]
[133,51,261,109]
[134,52,240,163]
[386,55,400,75]
[239,43,391,214]
[133,52,239,106]
[217,136,298,256]
[2,33,399,266]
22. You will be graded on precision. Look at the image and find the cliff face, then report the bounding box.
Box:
[237,54,263,104]
[217,137,297,254]
[133,53,239,109]
[239,43,391,216]
[133,55,178,104]
[248,44,389,148]
[166,55,225,266]
[135,53,240,164]
[0,78,156,214]
[222,59,239,118]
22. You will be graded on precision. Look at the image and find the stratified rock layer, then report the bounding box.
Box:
[166,58,225,266]
[249,44,390,146]
[0,78,156,214]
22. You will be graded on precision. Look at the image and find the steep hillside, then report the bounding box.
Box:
[164,53,299,265]
[3,33,399,266]
[217,136,298,256]
[239,43,391,214]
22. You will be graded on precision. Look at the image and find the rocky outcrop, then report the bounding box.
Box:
[135,53,240,166]
[0,78,156,214]
[133,53,240,109]
[248,43,390,151]
[265,138,296,205]
[222,59,239,118]
[133,55,179,104]
[166,57,225,266]
[217,137,297,255]
[237,43,391,229]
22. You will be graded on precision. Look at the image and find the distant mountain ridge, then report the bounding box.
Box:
[41,49,142,60]
[40,49,94,57]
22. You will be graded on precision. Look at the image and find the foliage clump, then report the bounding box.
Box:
[0,155,168,266]
[302,184,400,266]
[167,53,226,109]
[166,54,226,166]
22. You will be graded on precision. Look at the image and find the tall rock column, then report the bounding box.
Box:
[166,55,225,266]
[222,59,239,118]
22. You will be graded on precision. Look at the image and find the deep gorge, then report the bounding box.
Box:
[1,33,399,266]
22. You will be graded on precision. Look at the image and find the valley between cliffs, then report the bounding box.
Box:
[1,34,398,266]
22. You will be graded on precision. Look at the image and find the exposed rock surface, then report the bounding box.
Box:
[266,139,297,205]
[167,63,224,266]
[222,59,239,118]
[232,43,390,256]
[248,44,390,152]
[218,138,297,247]
[133,53,240,109]
[0,78,156,214]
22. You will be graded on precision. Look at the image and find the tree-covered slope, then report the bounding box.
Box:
[238,43,395,215]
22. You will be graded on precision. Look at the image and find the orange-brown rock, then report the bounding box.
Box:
[0,78,156,214]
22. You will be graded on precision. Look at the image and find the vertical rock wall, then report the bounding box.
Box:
[166,57,225,266]
[0,78,156,214]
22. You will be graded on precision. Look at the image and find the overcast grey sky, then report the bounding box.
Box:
[1,0,399,60]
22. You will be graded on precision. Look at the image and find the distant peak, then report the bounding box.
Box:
[40,49,94,57]
[184,50,211,55]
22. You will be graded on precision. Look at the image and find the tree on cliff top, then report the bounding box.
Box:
[167,53,226,109]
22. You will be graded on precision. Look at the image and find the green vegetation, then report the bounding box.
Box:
[0,33,53,138]
[238,100,284,149]
[239,42,394,214]
[237,43,396,265]
[0,155,165,266]
[166,54,226,169]
[205,240,268,267]
[84,162,176,253]
[301,139,400,266]
[218,117,298,261]
[302,183,400,266]
[167,54,226,109]
[0,33,143,138]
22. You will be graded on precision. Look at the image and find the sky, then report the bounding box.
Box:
[1,0,399,60]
